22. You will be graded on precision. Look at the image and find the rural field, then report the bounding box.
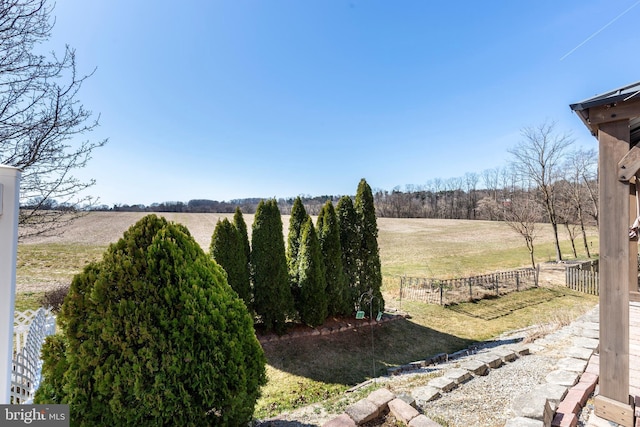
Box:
[16,211,600,420]
[17,211,598,293]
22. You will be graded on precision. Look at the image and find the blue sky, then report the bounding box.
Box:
[45,1,640,206]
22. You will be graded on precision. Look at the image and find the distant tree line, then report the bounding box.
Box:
[78,195,343,215]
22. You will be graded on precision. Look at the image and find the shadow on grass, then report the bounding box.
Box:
[446,287,569,320]
[261,317,475,386]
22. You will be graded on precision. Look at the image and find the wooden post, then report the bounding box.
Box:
[594,120,633,426]
[0,165,20,404]
[631,176,639,294]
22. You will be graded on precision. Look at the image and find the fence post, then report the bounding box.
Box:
[468,278,472,301]
[399,276,403,312]
[439,282,443,306]
[516,271,520,291]
[0,165,20,404]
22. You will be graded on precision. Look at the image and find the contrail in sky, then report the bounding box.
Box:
[560,0,640,60]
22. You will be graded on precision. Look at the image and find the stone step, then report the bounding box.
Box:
[545,370,581,387]
[388,398,420,425]
[427,376,457,392]
[411,386,441,405]
[367,388,395,408]
[572,337,599,350]
[345,399,380,425]
[442,367,473,385]
[510,393,554,426]
[508,343,532,356]
[493,347,518,362]
[459,359,489,376]
[531,383,568,412]
[556,357,588,373]
[564,346,594,360]
[475,352,503,369]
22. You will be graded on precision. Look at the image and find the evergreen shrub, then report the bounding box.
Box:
[35,214,266,426]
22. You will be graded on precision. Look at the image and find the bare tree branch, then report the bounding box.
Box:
[508,121,574,262]
[0,0,106,238]
[502,189,544,270]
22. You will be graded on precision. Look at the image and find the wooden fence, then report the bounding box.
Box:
[565,262,599,296]
[399,267,538,306]
[564,258,640,296]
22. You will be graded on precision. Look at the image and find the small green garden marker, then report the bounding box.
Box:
[376,311,383,322]
[355,311,365,320]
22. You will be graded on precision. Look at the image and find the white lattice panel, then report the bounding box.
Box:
[10,308,55,404]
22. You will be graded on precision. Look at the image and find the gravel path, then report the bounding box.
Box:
[259,306,599,427]
[420,354,556,426]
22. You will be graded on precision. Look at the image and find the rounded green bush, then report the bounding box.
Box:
[36,214,266,426]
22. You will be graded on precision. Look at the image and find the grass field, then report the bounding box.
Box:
[255,286,598,418]
[15,211,600,418]
[17,212,599,293]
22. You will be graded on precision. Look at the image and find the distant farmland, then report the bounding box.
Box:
[17,211,597,293]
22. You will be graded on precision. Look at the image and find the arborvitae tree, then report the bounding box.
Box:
[355,178,385,314]
[336,195,360,310]
[287,196,309,306]
[233,207,251,263]
[297,217,327,327]
[317,201,350,316]
[251,199,295,334]
[211,218,252,310]
[233,207,252,308]
[35,214,266,426]
[35,325,70,404]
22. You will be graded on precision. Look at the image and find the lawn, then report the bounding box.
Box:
[14,212,600,418]
[254,286,597,418]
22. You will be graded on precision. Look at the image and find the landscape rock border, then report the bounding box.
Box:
[258,314,403,344]
[324,341,532,426]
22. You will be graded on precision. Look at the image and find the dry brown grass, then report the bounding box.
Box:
[17,212,598,294]
[20,212,238,249]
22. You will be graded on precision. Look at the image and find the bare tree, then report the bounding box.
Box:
[443,177,463,219]
[578,149,599,228]
[481,167,500,202]
[477,195,501,220]
[563,148,598,257]
[431,178,443,218]
[464,172,479,219]
[502,187,544,269]
[500,164,518,202]
[555,179,580,258]
[0,0,106,238]
[509,121,573,262]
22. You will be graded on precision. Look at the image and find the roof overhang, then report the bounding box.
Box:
[570,80,640,145]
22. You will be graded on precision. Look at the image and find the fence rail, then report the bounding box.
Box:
[399,267,538,306]
[564,260,599,295]
[11,308,56,404]
[565,264,599,296]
